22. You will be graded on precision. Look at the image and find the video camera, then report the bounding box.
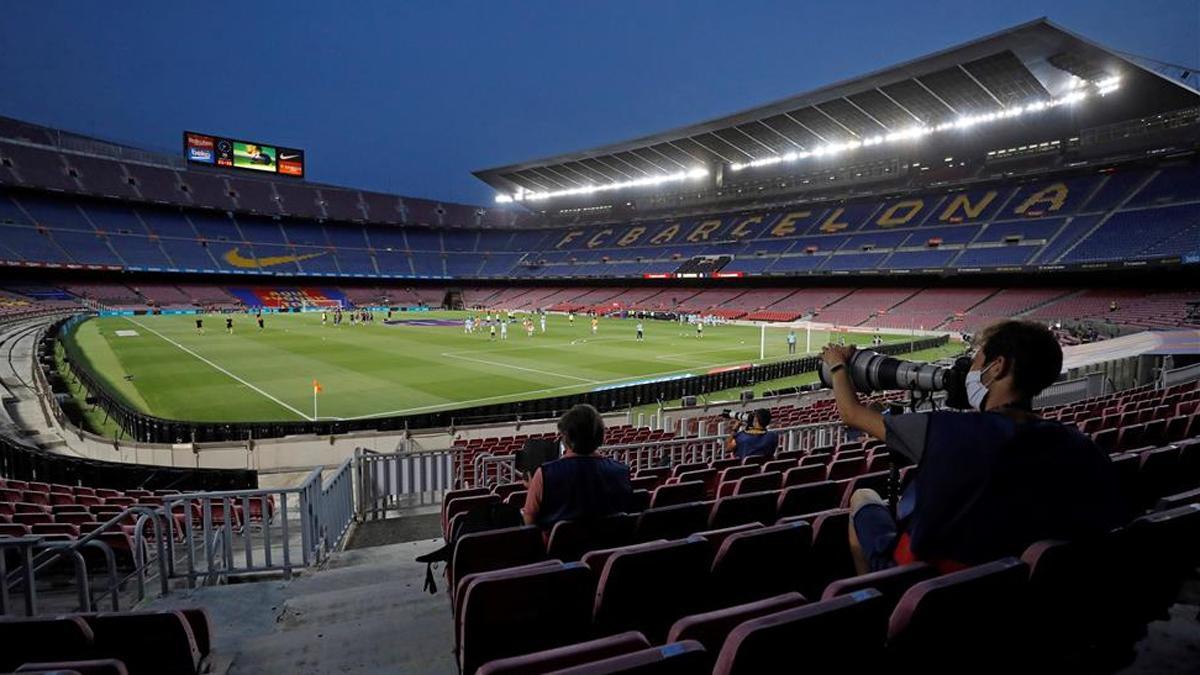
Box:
[818,349,974,409]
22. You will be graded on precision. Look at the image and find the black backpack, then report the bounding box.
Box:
[415,501,523,594]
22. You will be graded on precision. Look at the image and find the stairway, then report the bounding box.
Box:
[145,537,455,674]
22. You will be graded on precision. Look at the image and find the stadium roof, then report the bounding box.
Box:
[474,18,1200,201]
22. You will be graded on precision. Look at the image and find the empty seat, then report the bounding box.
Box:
[458,562,595,674]
[775,481,841,519]
[887,558,1030,672]
[732,472,781,496]
[710,522,811,605]
[1124,504,1200,624]
[760,459,796,475]
[441,488,491,533]
[635,467,672,485]
[81,610,205,675]
[782,465,825,488]
[547,514,637,562]
[708,492,777,530]
[674,469,718,499]
[451,525,546,592]
[635,503,710,542]
[713,589,889,674]
[715,467,758,497]
[709,458,740,472]
[650,481,706,509]
[627,490,651,513]
[1138,446,1182,510]
[826,457,866,481]
[805,509,855,597]
[15,659,129,674]
[821,562,938,612]
[671,462,708,478]
[552,641,708,674]
[0,616,95,671]
[593,538,711,642]
[667,592,807,655]
[477,631,651,675]
[630,476,659,492]
[492,483,525,500]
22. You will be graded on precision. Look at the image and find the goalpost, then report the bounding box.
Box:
[758,321,839,360]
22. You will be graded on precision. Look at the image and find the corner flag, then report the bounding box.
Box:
[312,380,322,419]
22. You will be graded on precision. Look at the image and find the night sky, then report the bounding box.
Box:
[1,1,1195,205]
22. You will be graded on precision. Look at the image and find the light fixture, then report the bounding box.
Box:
[727,76,1120,172]
[495,167,708,203]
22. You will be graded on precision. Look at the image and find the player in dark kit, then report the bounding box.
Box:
[257,316,265,331]
[225,317,234,334]
[195,317,204,334]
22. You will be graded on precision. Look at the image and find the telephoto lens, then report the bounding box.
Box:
[819,349,949,393]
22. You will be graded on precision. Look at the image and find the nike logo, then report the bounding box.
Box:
[223,247,327,269]
[280,153,300,161]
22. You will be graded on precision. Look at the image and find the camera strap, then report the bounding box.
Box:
[887,452,900,519]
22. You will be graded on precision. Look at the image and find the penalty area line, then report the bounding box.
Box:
[127,318,313,421]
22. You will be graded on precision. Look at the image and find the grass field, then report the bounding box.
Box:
[61,311,935,424]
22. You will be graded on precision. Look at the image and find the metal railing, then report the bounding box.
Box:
[357,447,462,520]
[471,420,846,488]
[1163,361,1200,390]
[162,463,354,586]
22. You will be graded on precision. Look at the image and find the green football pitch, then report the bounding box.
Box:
[61,311,934,423]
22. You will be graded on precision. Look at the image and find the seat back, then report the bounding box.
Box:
[775,481,840,519]
[806,509,854,597]
[452,524,547,591]
[667,592,807,655]
[82,611,201,675]
[760,459,796,475]
[0,616,95,671]
[732,472,781,496]
[547,514,637,562]
[635,502,710,542]
[459,562,595,674]
[651,481,706,509]
[821,562,937,612]
[443,493,501,539]
[594,538,711,643]
[887,558,1030,671]
[476,631,650,675]
[713,589,888,675]
[709,492,777,530]
[711,522,812,606]
[782,465,825,488]
[675,469,718,499]
[552,641,708,674]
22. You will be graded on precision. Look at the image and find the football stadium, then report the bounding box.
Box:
[1,6,1199,673]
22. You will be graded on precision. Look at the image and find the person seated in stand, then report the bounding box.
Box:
[522,404,632,531]
[821,319,1123,575]
[726,408,779,460]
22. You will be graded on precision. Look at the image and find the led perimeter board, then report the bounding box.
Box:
[184,131,305,177]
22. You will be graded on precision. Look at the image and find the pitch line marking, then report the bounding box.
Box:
[127,318,314,421]
[439,351,599,384]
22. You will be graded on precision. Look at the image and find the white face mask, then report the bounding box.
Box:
[965,361,997,410]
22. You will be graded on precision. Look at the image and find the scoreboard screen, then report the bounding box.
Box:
[184,131,304,178]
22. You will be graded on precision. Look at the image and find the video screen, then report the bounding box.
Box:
[232,141,277,172]
[184,131,304,178]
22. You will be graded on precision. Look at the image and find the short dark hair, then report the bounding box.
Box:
[755,408,772,427]
[558,404,605,455]
[977,319,1063,401]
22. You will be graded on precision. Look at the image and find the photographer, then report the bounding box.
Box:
[522,404,632,531]
[726,408,779,460]
[821,319,1122,575]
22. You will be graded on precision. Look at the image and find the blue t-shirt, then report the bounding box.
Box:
[884,410,1123,566]
[733,429,779,459]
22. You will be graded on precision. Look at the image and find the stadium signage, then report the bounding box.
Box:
[184,131,305,178]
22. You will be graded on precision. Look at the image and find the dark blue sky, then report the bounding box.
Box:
[1,1,1196,205]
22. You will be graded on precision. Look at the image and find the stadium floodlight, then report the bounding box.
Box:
[494,167,709,203]
[727,76,1120,172]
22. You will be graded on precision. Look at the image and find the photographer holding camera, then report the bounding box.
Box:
[820,319,1122,575]
[726,408,779,460]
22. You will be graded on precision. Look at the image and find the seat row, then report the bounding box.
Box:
[461,503,1200,674]
[0,607,215,675]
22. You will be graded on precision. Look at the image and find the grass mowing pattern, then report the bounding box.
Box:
[66,311,931,424]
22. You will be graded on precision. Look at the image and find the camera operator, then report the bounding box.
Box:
[726,408,779,460]
[820,319,1122,575]
[522,404,632,531]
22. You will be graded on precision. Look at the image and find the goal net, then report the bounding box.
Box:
[756,322,850,360]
